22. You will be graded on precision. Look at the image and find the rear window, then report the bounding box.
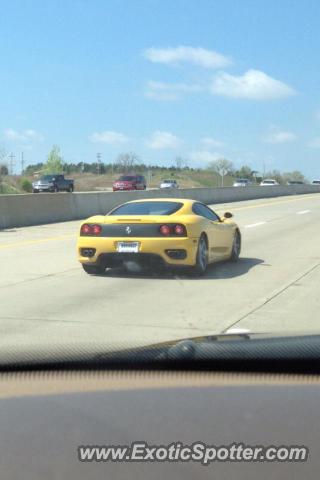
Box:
[109,201,183,216]
[118,176,136,181]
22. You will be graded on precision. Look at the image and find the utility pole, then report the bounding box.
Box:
[9,153,15,175]
[97,152,101,174]
[21,152,24,175]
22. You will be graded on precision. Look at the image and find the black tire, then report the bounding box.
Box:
[54,186,59,193]
[193,234,208,275]
[82,264,105,275]
[32,189,38,194]
[230,230,241,262]
[68,185,74,193]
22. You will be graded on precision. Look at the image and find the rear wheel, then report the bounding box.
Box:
[193,234,208,275]
[68,185,74,193]
[82,264,105,275]
[54,186,59,193]
[230,230,241,262]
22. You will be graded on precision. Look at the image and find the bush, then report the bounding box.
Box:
[19,178,33,193]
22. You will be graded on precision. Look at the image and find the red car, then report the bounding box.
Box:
[113,175,146,191]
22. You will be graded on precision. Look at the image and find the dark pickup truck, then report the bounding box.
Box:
[32,174,74,193]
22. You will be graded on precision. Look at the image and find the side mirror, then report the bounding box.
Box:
[224,212,233,219]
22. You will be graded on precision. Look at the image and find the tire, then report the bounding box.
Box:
[230,230,241,262]
[82,264,105,275]
[193,234,208,275]
[68,185,74,193]
[54,186,59,193]
[32,189,38,194]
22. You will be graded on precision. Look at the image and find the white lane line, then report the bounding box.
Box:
[244,221,266,229]
[297,210,311,215]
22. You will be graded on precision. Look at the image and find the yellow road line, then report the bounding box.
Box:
[0,234,75,250]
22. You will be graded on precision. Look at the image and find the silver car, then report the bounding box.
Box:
[160,179,179,189]
[233,178,250,187]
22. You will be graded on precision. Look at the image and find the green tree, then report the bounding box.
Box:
[19,178,32,193]
[235,165,253,179]
[44,146,63,174]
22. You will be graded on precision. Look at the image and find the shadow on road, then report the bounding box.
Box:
[99,257,265,280]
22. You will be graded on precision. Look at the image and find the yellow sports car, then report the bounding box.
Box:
[77,198,241,275]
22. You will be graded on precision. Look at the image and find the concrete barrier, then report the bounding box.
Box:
[1,184,320,229]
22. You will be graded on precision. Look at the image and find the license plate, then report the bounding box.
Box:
[117,242,139,253]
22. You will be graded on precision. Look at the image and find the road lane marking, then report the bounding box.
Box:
[215,193,320,213]
[297,210,311,215]
[0,234,75,250]
[245,221,266,228]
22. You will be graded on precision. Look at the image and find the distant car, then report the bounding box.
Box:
[113,175,146,191]
[260,179,279,186]
[160,179,179,189]
[312,180,320,185]
[233,178,250,187]
[32,174,74,193]
[287,180,304,185]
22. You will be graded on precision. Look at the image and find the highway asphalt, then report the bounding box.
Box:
[1,193,320,354]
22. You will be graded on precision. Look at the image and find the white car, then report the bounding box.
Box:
[260,179,279,186]
[160,179,179,189]
[233,178,250,187]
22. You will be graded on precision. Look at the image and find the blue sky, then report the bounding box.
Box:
[1,0,320,177]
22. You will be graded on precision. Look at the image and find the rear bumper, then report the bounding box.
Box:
[77,236,198,267]
[113,186,136,191]
[33,186,54,192]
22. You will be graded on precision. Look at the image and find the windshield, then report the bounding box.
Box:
[109,201,183,215]
[40,175,55,181]
[1,0,320,371]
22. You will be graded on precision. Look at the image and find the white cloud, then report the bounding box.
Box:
[308,137,320,148]
[89,130,129,144]
[145,80,202,101]
[201,137,224,147]
[189,150,223,165]
[263,129,297,144]
[3,128,43,142]
[144,46,232,69]
[210,69,296,100]
[146,131,181,150]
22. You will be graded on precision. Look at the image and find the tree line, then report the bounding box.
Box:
[1,146,308,186]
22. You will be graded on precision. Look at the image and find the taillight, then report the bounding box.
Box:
[159,224,187,236]
[81,224,92,235]
[92,224,102,235]
[174,224,186,235]
[81,224,102,235]
[159,224,171,235]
